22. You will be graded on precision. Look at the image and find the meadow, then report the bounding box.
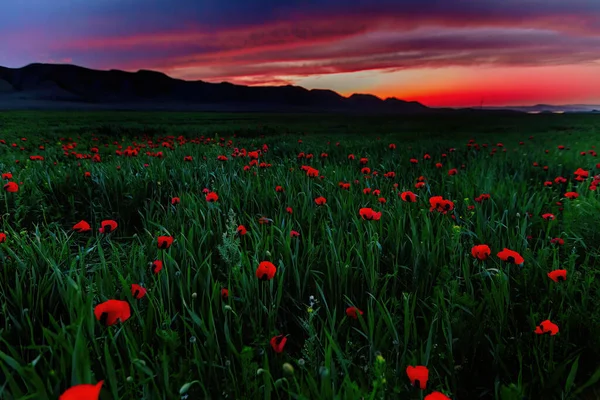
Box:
[0,111,599,400]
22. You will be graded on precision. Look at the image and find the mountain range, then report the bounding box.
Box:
[0,63,597,113]
[0,63,431,113]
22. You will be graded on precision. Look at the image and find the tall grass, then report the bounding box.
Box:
[0,111,599,399]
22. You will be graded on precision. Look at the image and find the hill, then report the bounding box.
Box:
[0,63,430,113]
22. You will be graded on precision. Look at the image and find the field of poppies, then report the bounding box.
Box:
[1,111,600,400]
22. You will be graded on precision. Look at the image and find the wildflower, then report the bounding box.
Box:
[256,261,277,281]
[94,300,131,326]
[98,220,118,234]
[548,269,567,282]
[400,191,417,202]
[206,192,219,202]
[59,381,104,400]
[406,365,429,390]
[73,220,91,233]
[359,208,381,220]
[270,335,287,353]
[151,260,163,274]
[425,392,451,400]
[429,196,454,214]
[534,320,559,336]
[236,225,247,236]
[564,192,578,199]
[157,236,174,249]
[497,248,524,265]
[131,284,147,299]
[346,307,363,319]
[3,182,18,192]
[314,196,327,205]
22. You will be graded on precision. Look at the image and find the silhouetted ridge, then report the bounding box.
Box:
[0,63,429,112]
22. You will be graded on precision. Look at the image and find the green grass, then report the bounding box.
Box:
[0,111,599,399]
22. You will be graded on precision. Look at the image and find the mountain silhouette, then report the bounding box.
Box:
[0,63,430,112]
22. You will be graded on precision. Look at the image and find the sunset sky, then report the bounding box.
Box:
[2,0,600,107]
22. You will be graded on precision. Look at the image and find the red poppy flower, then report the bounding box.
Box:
[346,306,363,319]
[84,171,91,178]
[550,237,564,246]
[406,365,429,390]
[131,284,147,299]
[389,143,396,149]
[2,172,12,180]
[286,207,293,214]
[541,213,555,220]
[425,392,451,400]
[574,168,589,179]
[471,244,491,260]
[270,335,288,353]
[534,320,559,335]
[448,168,458,176]
[73,220,91,233]
[236,225,247,235]
[474,194,490,203]
[548,269,567,282]
[497,248,524,265]
[359,157,368,164]
[256,261,277,280]
[315,196,327,205]
[400,191,417,202]
[184,155,193,162]
[0,232,6,243]
[564,192,578,199]
[59,381,104,400]
[290,230,300,238]
[429,196,454,214]
[306,167,319,177]
[221,288,229,300]
[555,176,567,184]
[206,192,219,202]
[275,186,284,192]
[157,236,173,249]
[98,220,118,233]
[359,208,381,220]
[152,260,163,274]
[171,197,180,205]
[94,300,131,326]
[4,181,18,192]
[415,182,425,189]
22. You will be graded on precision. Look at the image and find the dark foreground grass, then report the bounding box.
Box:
[0,111,599,399]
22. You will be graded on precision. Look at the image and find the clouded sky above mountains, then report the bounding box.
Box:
[3,0,600,106]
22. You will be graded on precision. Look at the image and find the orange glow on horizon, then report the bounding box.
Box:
[336,65,600,107]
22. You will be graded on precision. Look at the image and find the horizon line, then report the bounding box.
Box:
[2,62,600,110]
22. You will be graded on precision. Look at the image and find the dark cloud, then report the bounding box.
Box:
[1,0,599,87]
